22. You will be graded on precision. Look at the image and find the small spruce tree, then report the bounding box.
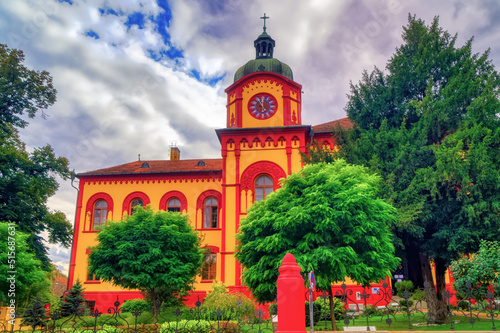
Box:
[22,297,47,330]
[61,280,87,316]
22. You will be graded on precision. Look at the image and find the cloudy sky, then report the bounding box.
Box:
[1,0,499,274]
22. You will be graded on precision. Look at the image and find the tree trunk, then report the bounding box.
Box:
[328,288,338,331]
[420,254,448,323]
[150,289,159,319]
[407,243,424,288]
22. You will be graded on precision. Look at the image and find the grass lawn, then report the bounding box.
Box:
[309,313,500,331]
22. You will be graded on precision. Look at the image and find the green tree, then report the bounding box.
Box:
[0,126,72,269]
[333,15,500,321]
[236,160,399,330]
[0,44,56,130]
[450,240,500,297]
[89,207,204,311]
[0,44,72,269]
[61,280,87,317]
[0,222,47,307]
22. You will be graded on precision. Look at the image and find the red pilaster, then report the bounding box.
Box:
[68,180,85,288]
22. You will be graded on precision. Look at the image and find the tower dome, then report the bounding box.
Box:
[234,16,293,82]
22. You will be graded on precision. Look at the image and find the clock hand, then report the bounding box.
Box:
[260,100,266,112]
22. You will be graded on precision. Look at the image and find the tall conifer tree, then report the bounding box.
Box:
[331,15,500,321]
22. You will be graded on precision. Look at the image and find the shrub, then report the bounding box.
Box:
[398,299,414,309]
[162,320,212,333]
[364,304,385,316]
[134,311,155,325]
[394,280,414,296]
[121,299,150,313]
[73,324,123,333]
[158,305,196,322]
[412,288,426,302]
[394,280,416,310]
[317,297,344,321]
[200,282,257,322]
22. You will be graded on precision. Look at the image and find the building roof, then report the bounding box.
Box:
[234,58,293,82]
[234,28,293,82]
[312,117,353,133]
[78,159,223,177]
[78,117,352,177]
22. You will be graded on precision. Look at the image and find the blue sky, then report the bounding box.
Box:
[1,0,500,273]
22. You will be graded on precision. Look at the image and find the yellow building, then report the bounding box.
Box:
[67,24,351,311]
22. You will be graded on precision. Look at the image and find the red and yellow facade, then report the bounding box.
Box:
[67,28,355,310]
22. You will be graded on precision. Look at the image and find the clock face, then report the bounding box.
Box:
[248,93,277,119]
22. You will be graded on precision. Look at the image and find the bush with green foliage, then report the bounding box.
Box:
[91,314,126,328]
[71,324,123,333]
[121,299,150,313]
[199,282,257,323]
[412,288,426,302]
[394,280,416,309]
[309,297,344,323]
[161,320,212,333]
[450,240,500,298]
[162,320,238,333]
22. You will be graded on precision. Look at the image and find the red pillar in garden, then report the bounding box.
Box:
[277,253,306,333]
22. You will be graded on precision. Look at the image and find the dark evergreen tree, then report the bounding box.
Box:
[22,298,47,330]
[61,280,87,317]
[332,14,500,321]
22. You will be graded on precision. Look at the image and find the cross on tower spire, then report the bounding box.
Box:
[260,13,269,32]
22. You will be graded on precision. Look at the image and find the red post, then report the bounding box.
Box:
[277,253,306,333]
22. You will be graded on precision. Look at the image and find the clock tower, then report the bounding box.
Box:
[216,16,311,291]
[224,22,302,128]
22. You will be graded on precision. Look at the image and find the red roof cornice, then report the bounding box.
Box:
[215,125,311,142]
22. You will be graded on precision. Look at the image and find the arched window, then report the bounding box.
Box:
[167,198,181,212]
[93,200,107,230]
[201,253,217,281]
[130,198,144,213]
[203,197,218,228]
[255,175,273,202]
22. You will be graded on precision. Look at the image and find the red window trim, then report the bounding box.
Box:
[85,193,114,231]
[160,191,188,212]
[240,161,286,192]
[122,191,151,216]
[196,190,222,229]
